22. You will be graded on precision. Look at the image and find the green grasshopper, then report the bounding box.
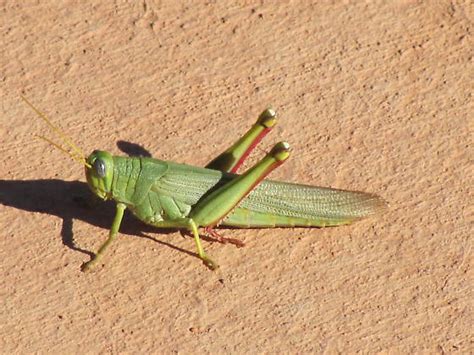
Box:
[22,96,386,271]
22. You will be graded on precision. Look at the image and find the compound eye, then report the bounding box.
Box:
[93,159,106,178]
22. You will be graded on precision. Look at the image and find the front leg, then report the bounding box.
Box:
[205,108,277,173]
[81,202,126,272]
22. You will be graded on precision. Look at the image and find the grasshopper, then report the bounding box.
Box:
[22,96,386,271]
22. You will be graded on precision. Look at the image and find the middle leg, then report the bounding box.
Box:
[192,141,291,253]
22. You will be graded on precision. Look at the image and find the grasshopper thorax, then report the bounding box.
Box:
[86,150,114,200]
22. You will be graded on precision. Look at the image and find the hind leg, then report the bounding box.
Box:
[205,108,277,173]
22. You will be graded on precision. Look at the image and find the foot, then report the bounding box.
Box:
[204,227,245,247]
[201,255,219,270]
[81,257,99,272]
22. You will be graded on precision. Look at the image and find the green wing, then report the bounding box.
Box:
[153,161,386,227]
[152,161,223,207]
[229,180,387,227]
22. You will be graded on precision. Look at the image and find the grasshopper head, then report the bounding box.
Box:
[85,150,114,200]
[21,96,114,200]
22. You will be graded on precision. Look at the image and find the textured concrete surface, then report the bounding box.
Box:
[1,2,472,353]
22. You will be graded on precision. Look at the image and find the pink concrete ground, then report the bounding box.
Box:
[1,2,472,353]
